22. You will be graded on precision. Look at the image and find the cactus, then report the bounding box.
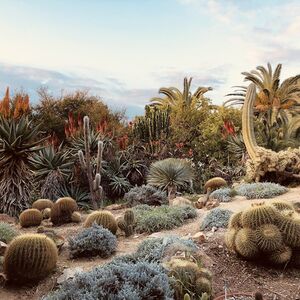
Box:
[228,211,242,229]
[271,201,294,212]
[183,294,191,300]
[3,234,58,282]
[124,209,135,225]
[84,211,117,234]
[203,177,227,204]
[277,215,300,247]
[19,208,43,227]
[195,277,212,296]
[71,211,81,223]
[43,208,51,219]
[51,197,78,225]
[256,224,283,251]
[235,228,258,258]
[78,116,104,209]
[268,246,292,265]
[117,209,135,237]
[32,199,54,211]
[241,204,280,229]
[225,228,238,251]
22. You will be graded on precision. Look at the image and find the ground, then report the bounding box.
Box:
[1,187,300,300]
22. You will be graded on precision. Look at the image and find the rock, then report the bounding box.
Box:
[0,214,15,223]
[57,267,84,285]
[192,232,206,243]
[171,197,193,207]
[205,199,220,210]
[195,198,206,209]
[105,204,127,210]
[211,226,218,232]
[0,242,7,256]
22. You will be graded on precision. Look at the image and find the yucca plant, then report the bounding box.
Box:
[30,145,74,200]
[0,114,46,215]
[147,158,194,202]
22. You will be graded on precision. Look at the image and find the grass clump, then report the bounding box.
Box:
[133,205,197,233]
[200,208,233,231]
[235,182,287,199]
[68,224,117,258]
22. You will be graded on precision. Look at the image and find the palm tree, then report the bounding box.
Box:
[147,158,194,202]
[225,63,300,126]
[151,77,212,109]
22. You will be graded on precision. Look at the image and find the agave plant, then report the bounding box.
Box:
[30,145,74,200]
[147,158,194,201]
[151,77,212,109]
[0,116,46,216]
[226,63,300,126]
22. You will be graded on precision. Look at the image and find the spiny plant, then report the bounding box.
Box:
[71,211,82,223]
[147,158,194,201]
[271,200,294,211]
[0,89,46,216]
[19,208,43,228]
[235,228,259,259]
[203,177,227,204]
[32,199,54,211]
[78,116,104,209]
[43,208,51,219]
[84,211,118,234]
[0,222,19,243]
[4,234,58,282]
[117,209,135,237]
[50,197,78,225]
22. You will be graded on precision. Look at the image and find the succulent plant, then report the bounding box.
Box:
[271,201,294,212]
[268,246,292,265]
[19,208,43,228]
[228,211,242,229]
[117,210,135,237]
[84,211,117,234]
[42,208,51,219]
[277,215,300,247]
[50,197,78,225]
[71,212,82,223]
[225,228,239,251]
[4,234,58,282]
[256,224,283,251]
[235,228,259,258]
[32,199,54,211]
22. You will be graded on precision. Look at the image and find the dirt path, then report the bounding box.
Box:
[1,187,300,299]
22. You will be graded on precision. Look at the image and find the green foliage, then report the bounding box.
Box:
[124,184,168,207]
[133,204,197,233]
[84,211,118,234]
[0,222,19,243]
[68,224,117,258]
[4,234,58,282]
[200,208,233,231]
[235,182,288,199]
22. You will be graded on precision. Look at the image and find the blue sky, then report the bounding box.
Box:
[0,0,300,118]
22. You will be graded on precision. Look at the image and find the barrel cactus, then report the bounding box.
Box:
[4,234,58,282]
[51,197,78,225]
[19,208,43,227]
[32,199,54,211]
[84,211,117,234]
[71,212,82,223]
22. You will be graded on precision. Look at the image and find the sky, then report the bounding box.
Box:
[0,0,300,118]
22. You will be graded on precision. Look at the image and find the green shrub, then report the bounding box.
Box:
[0,222,19,243]
[235,182,287,199]
[200,208,233,230]
[43,260,173,300]
[210,187,236,202]
[68,224,117,258]
[124,184,168,207]
[133,205,197,233]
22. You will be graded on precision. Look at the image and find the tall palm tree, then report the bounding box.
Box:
[225,63,300,126]
[151,77,212,109]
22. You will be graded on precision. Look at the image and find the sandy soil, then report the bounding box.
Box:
[1,187,300,300]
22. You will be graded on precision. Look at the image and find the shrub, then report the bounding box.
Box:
[210,187,236,202]
[200,208,233,230]
[124,184,168,207]
[68,224,117,258]
[235,182,287,199]
[133,205,197,233]
[0,222,19,243]
[43,260,173,300]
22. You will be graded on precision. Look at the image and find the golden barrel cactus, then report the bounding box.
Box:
[19,208,43,227]
[84,211,117,234]
[32,199,54,211]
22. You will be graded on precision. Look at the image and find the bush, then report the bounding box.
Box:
[235,182,287,199]
[43,260,173,300]
[210,187,236,202]
[200,208,233,230]
[0,222,19,243]
[124,185,168,207]
[68,224,117,258]
[133,205,197,233]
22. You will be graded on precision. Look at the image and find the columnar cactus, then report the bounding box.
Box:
[78,116,104,209]
[117,209,135,237]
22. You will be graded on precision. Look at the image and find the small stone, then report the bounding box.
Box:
[211,226,217,232]
[148,232,166,238]
[205,199,220,210]
[57,267,84,284]
[0,242,7,256]
[192,232,206,243]
[195,198,206,209]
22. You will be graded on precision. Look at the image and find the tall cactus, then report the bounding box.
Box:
[78,116,104,209]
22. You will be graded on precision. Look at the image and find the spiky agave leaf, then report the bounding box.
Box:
[0,116,46,216]
[147,158,194,191]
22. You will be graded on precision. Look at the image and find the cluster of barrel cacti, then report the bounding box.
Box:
[117,209,135,237]
[165,258,212,300]
[225,201,300,266]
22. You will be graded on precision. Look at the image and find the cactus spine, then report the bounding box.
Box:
[4,234,58,282]
[78,116,104,209]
